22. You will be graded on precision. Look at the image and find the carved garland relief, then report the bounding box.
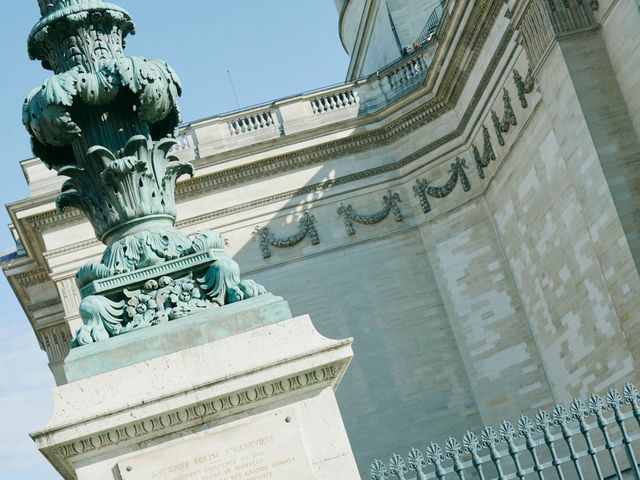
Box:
[474,68,534,180]
[251,67,535,260]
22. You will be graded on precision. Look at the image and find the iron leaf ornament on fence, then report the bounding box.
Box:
[371,383,640,480]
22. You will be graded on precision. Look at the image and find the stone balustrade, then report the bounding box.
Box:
[21,38,440,192]
[385,54,429,90]
[228,109,277,135]
[172,133,192,151]
[311,89,359,114]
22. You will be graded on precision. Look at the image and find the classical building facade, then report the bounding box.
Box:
[3,0,640,476]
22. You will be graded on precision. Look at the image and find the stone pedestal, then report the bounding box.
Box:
[32,295,360,480]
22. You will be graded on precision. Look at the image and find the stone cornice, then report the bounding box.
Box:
[36,363,345,479]
[13,266,50,287]
[7,1,509,300]
[29,206,79,231]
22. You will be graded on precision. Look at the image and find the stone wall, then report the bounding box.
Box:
[248,228,482,470]
[486,81,638,403]
[421,199,553,426]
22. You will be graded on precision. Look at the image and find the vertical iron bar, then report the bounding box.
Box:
[535,410,566,480]
[552,405,586,480]
[445,438,467,480]
[463,432,487,480]
[499,421,526,479]
[426,443,447,480]
[518,416,546,480]
[624,384,640,477]
[571,399,605,480]
[589,394,624,479]
[607,389,640,480]
[481,426,507,480]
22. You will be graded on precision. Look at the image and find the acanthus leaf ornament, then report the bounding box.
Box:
[23,1,269,347]
[72,234,268,347]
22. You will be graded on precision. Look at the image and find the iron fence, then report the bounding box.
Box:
[371,383,640,480]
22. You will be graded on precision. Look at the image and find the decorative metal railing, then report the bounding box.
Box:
[417,1,446,45]
[371,383,640,480]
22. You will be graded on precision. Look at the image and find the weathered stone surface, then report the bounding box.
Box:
[64,294,291,382]
[33,314,359,479]
[116,412,315,480]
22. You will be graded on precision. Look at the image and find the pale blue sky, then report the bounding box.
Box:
[0,2,349,478]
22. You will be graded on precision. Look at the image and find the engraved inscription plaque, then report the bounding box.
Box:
[117,412,315,480]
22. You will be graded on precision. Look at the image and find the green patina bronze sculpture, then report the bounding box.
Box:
[24,0,267,346]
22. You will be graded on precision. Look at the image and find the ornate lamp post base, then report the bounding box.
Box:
[31,302,360,479]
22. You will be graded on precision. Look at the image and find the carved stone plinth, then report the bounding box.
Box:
[31,303,360,480]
